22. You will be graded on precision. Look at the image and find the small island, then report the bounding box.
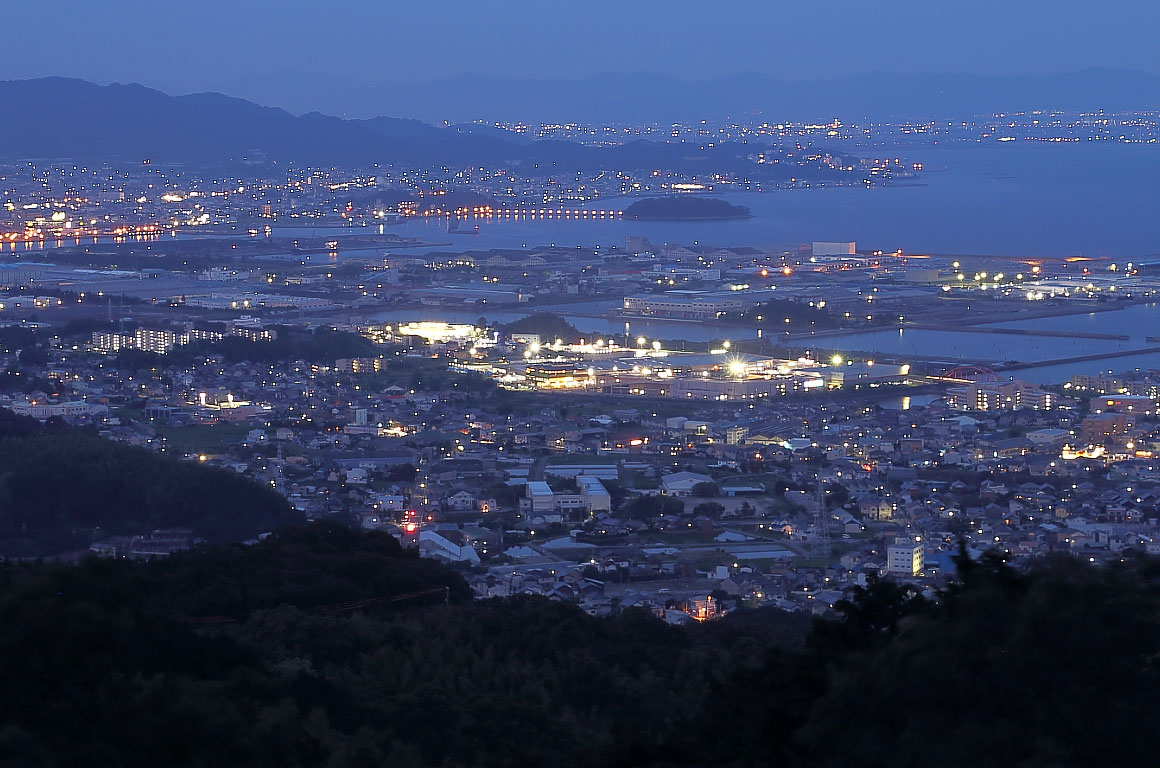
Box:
[623,196,751,221]
[501,312,583,343]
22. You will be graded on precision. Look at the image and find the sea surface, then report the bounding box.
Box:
[285,142,1160,383]
[982,302,1160,341]
[293,143,1160,260]
[785,299,1160,385]
[791,327,1146,364]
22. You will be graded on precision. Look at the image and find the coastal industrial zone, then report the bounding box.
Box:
[4,109,1160,624]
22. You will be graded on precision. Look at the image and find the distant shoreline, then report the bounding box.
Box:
[626,213,753,221]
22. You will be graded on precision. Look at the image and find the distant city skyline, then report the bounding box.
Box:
[3,0,1158,118]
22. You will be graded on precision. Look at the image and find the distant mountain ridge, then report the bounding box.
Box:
[0,77,833,175]
[0,72,1155,165]
[0,77,520,165]
[199,67,1160,122]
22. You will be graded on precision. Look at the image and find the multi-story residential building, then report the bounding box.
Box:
[886,537,924,576]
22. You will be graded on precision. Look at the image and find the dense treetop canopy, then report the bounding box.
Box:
[0,526,1157,767]
[0,409,302,557]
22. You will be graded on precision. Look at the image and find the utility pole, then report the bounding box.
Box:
[809,471,831,561]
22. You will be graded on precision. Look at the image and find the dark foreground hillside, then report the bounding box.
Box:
[0,526,1158,767]
[0,409,302,557]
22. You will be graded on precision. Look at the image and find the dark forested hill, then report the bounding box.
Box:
[0,534,1158,767]
[0,409,301,556]
[624,196,751,220]
[500,313,584,343]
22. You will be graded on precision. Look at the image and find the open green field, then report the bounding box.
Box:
[155,423,252,455]
[650,531,731,546]
[543,454,620,465]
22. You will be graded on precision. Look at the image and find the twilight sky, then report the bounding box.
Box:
[2,0,1156,115]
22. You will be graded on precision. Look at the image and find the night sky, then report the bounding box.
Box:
[5,0,1156,92]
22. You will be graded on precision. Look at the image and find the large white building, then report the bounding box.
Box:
[199,268,248,282]
[647,264,722,281]
[135,328,182,354]
[661,471,715,496]
[523,477,611,517]
[525,481,555,514]
[577,475,612,513]
[92,328,185,354]
[886,537,924,576]
[4,398,108,419]
[623,292,744,319]
[947,380,1055,412]
[91,324,273,355]
[417,529,480,565]
[812,241,856,256]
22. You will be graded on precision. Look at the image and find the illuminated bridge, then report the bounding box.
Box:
[932,365,1000,384]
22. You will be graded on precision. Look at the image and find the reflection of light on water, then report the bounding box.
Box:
[900,396,911,410]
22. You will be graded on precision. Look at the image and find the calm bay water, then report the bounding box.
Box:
[345,143,1160,383]
[983,302,1160,341]
[304,143,1160,260]
[792,327,1145,364]
[791,301,1160,385]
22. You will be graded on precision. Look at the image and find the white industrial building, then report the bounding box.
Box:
[812,241,856,256]
[622,291,745,319]
[523,476,611,517]
[886,537,924,576]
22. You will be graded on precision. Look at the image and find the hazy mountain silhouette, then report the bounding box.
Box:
[0,77,832,176]
[207,68,1160,122]
[0,77,519,165]
[0,72,1155,166]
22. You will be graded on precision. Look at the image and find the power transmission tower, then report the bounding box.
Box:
[273,442,286,495]
[809,472,831,560]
